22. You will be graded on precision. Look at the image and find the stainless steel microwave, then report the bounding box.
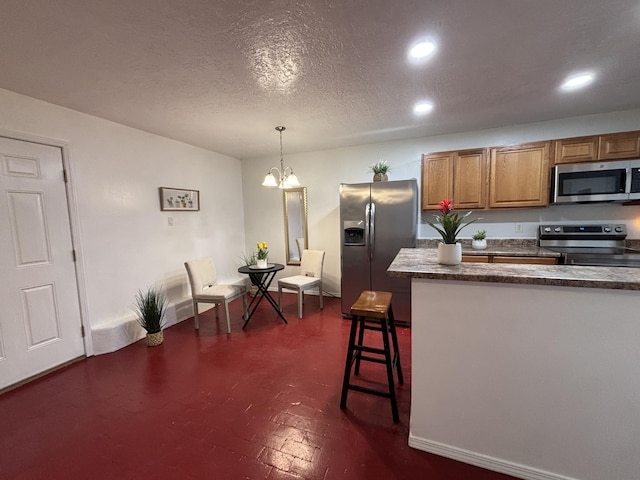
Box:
[551,159,640,204]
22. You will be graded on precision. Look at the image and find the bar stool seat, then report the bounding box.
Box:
[340,290,403,423]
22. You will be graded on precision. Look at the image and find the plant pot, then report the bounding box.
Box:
[437,242,462,265]
[373,173,388,182]
[146,331,163,347]
[256,258,268,269]
[472,239,487,250]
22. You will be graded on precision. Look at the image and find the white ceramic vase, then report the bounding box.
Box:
[256,258,268,269]
[472,239,487,250]
[437,242,462,265]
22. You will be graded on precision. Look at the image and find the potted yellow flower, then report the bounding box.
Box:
[256,241,269,268]
[427,200,477,265]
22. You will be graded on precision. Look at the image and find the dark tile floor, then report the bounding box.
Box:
[0,294,515,480]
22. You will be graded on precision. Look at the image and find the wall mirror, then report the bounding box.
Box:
[283,187,308,265]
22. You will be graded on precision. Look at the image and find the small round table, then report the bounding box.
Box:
[237,263,287,328]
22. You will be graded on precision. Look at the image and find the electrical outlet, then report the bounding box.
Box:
[515,223,523,233]
[168,217,174,226]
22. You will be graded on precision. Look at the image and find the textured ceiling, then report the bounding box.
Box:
[0,0,639,159]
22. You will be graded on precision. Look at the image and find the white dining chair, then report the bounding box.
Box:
[277,249,325,319]
[296,237,305,260]
[184,257,247,333]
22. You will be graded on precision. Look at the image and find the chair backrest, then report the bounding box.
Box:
[296,237,305,259]
[184,257,218,295]
[300,249,325,278]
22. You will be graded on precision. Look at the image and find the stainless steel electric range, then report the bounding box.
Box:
[539,223,640,267]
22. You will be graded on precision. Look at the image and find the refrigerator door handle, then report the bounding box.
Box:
[369,202,376,261]
[365,202,371,259]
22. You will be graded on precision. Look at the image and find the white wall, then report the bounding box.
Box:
[410,278,640,480]
[0,88,246,353]
[241,109,640,295]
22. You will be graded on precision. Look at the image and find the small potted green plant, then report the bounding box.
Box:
[369,160,389,182]
[240,251,260,296]
[472,229,487,250]
[133,286,168,346]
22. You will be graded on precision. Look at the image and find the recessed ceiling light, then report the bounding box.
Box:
[413,101,434,115]
[409,41,437,59]
[561,72,595,91]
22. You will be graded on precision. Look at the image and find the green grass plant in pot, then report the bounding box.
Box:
[133,286,168,346]
[370,160,389,182]
[239,251,260,296]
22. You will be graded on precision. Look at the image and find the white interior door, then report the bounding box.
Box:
[0,137,84,390]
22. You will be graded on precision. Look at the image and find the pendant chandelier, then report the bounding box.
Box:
[262,126,300,188]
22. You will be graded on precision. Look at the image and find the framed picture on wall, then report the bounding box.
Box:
[159,187,200,211]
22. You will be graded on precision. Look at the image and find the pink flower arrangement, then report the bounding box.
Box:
[427,200,477,244]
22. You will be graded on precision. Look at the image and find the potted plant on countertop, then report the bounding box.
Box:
[370,160,390,182]
[472,230,487,250]
[133,286,168,346]
[427,199,478,265]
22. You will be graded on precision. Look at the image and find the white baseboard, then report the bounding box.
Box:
[408,434,579,480]
[91,297,194,355]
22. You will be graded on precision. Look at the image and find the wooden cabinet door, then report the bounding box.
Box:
[599,131,640,160]
[489,142,551,208]
[462,255,490,263]
[493,256,558,265]
[553,136,599,164]
[421,153,453,210]
[453,149,488,209]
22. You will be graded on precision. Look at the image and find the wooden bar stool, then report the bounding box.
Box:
[340,290,403,423]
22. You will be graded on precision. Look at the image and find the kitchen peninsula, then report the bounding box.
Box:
[388,248,640,480]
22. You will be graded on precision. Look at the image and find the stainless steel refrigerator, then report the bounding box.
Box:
[340,179,418,323]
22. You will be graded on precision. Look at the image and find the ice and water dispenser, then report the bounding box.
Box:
[343,220,365,246]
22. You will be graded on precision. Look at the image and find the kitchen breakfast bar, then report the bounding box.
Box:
[388,248,640,480]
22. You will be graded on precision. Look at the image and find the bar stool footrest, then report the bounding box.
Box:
[353,345,385,355]
[356,354,388,365]
[344,384,391,399]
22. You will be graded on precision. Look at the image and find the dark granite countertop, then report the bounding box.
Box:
[388,248,640,291]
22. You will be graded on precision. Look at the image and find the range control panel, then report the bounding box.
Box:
[539,224,626,239]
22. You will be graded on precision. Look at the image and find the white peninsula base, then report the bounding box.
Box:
[409,278,640,480]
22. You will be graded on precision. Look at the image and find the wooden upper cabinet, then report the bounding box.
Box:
[453,149,488,209]
[420,130,639,212]
[553,130,640,164]
[553,136,599,164]
[489,141,551,208]
[421,149,488,210]
[421,153,453,210]
[599,131,640,160]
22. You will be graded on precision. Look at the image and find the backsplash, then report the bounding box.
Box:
[418,238,640,250]
[417,238,538,248]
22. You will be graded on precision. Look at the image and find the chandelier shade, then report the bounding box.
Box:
[262,126,300,188]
